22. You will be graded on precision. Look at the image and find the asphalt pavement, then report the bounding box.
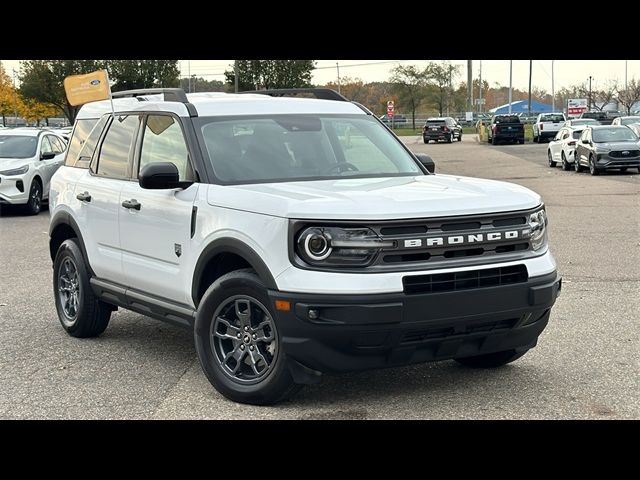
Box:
[0,135,638,419]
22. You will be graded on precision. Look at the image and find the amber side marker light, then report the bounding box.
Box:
[275,300,291,312]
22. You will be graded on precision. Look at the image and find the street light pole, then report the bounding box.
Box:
[234,60,239,93]
[625,60,628,91]
[508,60,513,114]
[551,60,555,112]
[479,60,482,113]
[588,76,592,111]
[336,62,341,94]
[12,68,18,125]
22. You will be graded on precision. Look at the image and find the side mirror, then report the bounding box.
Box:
[139,162,187,189]
[581,139,590,144]
[40,151,56,160]
[415,153,435,173]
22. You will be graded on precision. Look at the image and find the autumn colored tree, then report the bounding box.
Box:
[19,98,60,126]
[0,63,19,126]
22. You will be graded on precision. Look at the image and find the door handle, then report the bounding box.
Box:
[76,192,92,203]
[122,199,141,210]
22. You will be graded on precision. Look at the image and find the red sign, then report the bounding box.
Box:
[568,107,587,116]
[387,100,395,118]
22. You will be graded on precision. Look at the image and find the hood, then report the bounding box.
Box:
[597,141,640,150]
[207,175,542,220]
[0,158,30,172]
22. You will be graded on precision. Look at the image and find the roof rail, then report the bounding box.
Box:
[239,88,348,102]
[111,88,197,117]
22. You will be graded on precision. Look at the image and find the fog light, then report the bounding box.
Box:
[308,309,319,320]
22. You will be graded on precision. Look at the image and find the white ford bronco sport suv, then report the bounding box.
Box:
[49,88,561,405]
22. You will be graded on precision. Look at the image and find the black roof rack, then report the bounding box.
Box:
[239,88,348,102]
[110,88,197,116]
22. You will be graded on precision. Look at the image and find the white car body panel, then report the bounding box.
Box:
[533,113,567,140]
[548,127,585,165]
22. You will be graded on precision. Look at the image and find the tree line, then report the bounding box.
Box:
[4,60,639,126]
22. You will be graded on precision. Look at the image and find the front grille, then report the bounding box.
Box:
[609,150,640,158]
[403,264,528,295]
[401,318,518,344]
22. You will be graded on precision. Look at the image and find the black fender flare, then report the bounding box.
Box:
[48,211,93,276]
[191,238,278,306]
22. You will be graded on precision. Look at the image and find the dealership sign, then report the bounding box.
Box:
[567,98,588,118]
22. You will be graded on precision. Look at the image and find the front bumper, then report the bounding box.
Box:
[597,154,640,169]
[269,270,561,374]
[0,176,29,205]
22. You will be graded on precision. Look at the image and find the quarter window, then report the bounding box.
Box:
[40,136,53,154]
[139,115,194,181]
[96,115,139,178]
[65,119,99,167]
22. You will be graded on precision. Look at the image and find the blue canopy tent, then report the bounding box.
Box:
[489,100,554,114]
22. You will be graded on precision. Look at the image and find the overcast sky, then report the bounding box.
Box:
[2,60,638,92]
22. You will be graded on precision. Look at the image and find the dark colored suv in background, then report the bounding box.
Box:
[422,117,462,143]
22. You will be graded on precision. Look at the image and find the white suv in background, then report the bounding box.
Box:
[0,128,67,214]
[533,113,567,143]
[547,126,585,170]
[48,88,561,405]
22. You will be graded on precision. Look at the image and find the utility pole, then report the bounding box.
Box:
[479,60,483,113]
[12,68,18,125]
[188,60,191,93]
[336,62,341,94]
[234,60,239,93]
[508,60,513,114]
[528,60,532,116]
[551,60,555,112]
[467,60,473,113]
[625,60,628,91]
[588,76,593,111]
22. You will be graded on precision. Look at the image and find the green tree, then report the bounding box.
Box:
[224,60,315,91]
[425,61,461,116]
[107,60,179,91]
[19,60,104,124]
[180,76,225,93]
[390,65,428,129]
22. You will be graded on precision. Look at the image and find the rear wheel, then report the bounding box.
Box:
[447,134,453,143]
[548,150,556,167]
[561,151,570,171]
[455,349,527,368]
[53,239,112,337]
[491,137,497,145]
[423,137,429,144]
[533,134,538,143]
[458,132,462,142]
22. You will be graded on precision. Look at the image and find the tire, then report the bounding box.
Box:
[423,137,429,144]
[575,155,584,172]
[455,349,527,368]
[194,269,300,405]
[561,152,570,171]
[458,133,462,142]
[53,239,111,338]
[589,155,599,175]
[447,134,453,143]
[548,150,556,167]
[24,178,42,215]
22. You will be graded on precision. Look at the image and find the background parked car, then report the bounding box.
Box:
[574,125,640,175]
[547,126,585,170]
[611,116,640,126]
[0,128,67,214]
[626,123,640,137]
[533,113,566,143]
[563,118,600,128]
[487,114,524,145]
[422,117,462,143]
[379,114,408,127]
[579,111,611,125]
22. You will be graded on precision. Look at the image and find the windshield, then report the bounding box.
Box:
[592,128,638,143]
[199,115,423,184]
[572,119,598,126]
[0,135,38,159]
[540,114,564,122]
[621,117,640,125]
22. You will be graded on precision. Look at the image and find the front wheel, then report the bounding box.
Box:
[24,179,42,215]
[491,137,497,145]
[194,270,300,405]
[455,349,527,368]
[53,239,112,337]
[423,137,429,144]
[447,134,453,143]
[589,155,600,175]
[458,133,462,142]
[575,156,584,172]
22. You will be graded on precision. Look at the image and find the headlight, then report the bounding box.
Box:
[0,165,29,176]
[595,146,610,154]
[528,208,548,251]
[296,226,394,267]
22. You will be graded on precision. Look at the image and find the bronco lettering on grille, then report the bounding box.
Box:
[402,229,530,249]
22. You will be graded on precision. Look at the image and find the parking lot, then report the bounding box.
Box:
[0,134,638,419]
